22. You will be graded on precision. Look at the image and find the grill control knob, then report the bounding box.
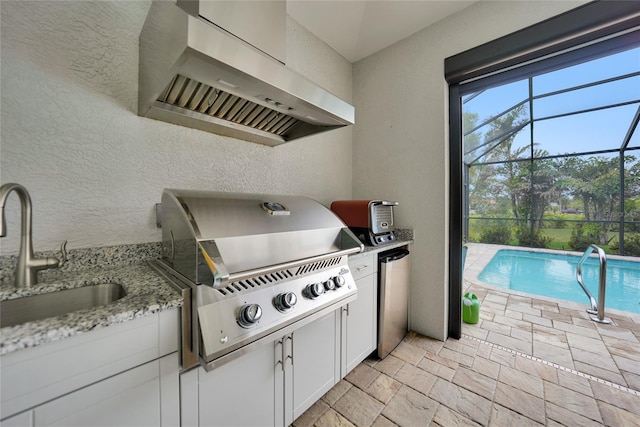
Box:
[323,279,336,291]
[306,282,325,299]
[274,292,297,312]
[333,275,346,288]
[238,304,262,328]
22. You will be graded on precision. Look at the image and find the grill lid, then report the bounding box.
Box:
[160,189,363,286]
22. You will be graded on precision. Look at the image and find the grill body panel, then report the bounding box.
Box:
[156,189,362,370]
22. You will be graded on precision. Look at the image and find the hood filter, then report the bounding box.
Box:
[159,75,300,136]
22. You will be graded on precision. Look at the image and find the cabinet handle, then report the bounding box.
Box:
[276,339,285,371]
[286,333,294,366]
[356,265,369,271]
[343,304,350,316]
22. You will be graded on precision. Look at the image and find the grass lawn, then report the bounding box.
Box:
[468,216,640,255]
[468,221,619,252]
[540,228,572,243]
[541,228,617,252]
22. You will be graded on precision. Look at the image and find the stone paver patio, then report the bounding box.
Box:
[293,243,640,426]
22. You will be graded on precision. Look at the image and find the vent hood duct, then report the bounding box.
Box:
[139,1,355,147]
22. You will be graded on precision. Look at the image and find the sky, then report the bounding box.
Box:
[463,46,640,161]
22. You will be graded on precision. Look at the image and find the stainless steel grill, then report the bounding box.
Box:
[152,189,363,371]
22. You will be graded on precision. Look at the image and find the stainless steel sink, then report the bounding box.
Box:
[0,283,126,328]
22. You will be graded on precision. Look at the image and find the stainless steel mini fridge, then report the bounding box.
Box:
[378,247,410,358]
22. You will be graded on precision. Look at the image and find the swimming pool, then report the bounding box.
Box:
[478,249,640,314]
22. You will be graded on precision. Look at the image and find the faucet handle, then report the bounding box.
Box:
[57,240,68,268]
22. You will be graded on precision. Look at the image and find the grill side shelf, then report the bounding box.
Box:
[148,260,199,370]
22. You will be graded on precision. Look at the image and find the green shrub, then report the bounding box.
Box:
[515,226,551,248]
[540,214,567,229]
[478,222,512,244]
[610,234,640,256]
[568,223,601,251]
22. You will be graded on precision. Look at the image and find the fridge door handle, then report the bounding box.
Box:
[382,249,410,263]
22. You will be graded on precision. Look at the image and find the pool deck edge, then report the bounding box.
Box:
[463,242,640,322]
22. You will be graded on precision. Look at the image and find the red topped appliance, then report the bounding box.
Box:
[330,200,398,246]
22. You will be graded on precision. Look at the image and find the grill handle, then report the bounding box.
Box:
[209,228,364,287]
[198,241,230,286]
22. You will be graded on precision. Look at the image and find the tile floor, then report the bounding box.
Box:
[293,243,640,426]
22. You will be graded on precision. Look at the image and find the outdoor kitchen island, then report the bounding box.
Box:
[0,235,411,427]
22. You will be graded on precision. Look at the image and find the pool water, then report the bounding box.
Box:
[478,250,640,314]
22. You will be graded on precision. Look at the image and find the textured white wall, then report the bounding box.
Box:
[352,1,588,340]
[0,1,353,255]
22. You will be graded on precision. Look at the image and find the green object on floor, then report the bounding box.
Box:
[462,292,480,324]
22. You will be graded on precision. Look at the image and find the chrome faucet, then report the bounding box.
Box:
[0,183,66,288]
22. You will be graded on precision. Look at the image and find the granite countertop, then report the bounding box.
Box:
[359,239,413,255]
[0,243,182,356]
[0,230,413,357]
[355,229,413,255]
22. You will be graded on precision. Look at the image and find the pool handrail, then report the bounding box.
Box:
[576,246,599,314]
[576,244,611,324]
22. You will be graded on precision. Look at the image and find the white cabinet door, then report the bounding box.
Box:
[1,309,179,420]
[160,353,180,426]
[290,310,340,423]
[2,411,33,427]
[32,353,178,427]
[344,272,377,374]
[179,368,199,427]
[196,341,281,427]
[341,252,378,378]
[183,310,345,427]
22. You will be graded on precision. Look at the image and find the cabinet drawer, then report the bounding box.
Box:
[349,253,376,281]
[1,309,179,420]
[34,359,162,426]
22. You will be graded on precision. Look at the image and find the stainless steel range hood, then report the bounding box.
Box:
[139,1,355,147]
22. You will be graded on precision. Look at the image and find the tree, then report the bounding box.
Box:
[464,112,500,215]
[465,105,531,219]
[558,155,639,245]
[465,103,563,247]
[483,105,530,220]
[474,104,558,229]
[623,157,640,232]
